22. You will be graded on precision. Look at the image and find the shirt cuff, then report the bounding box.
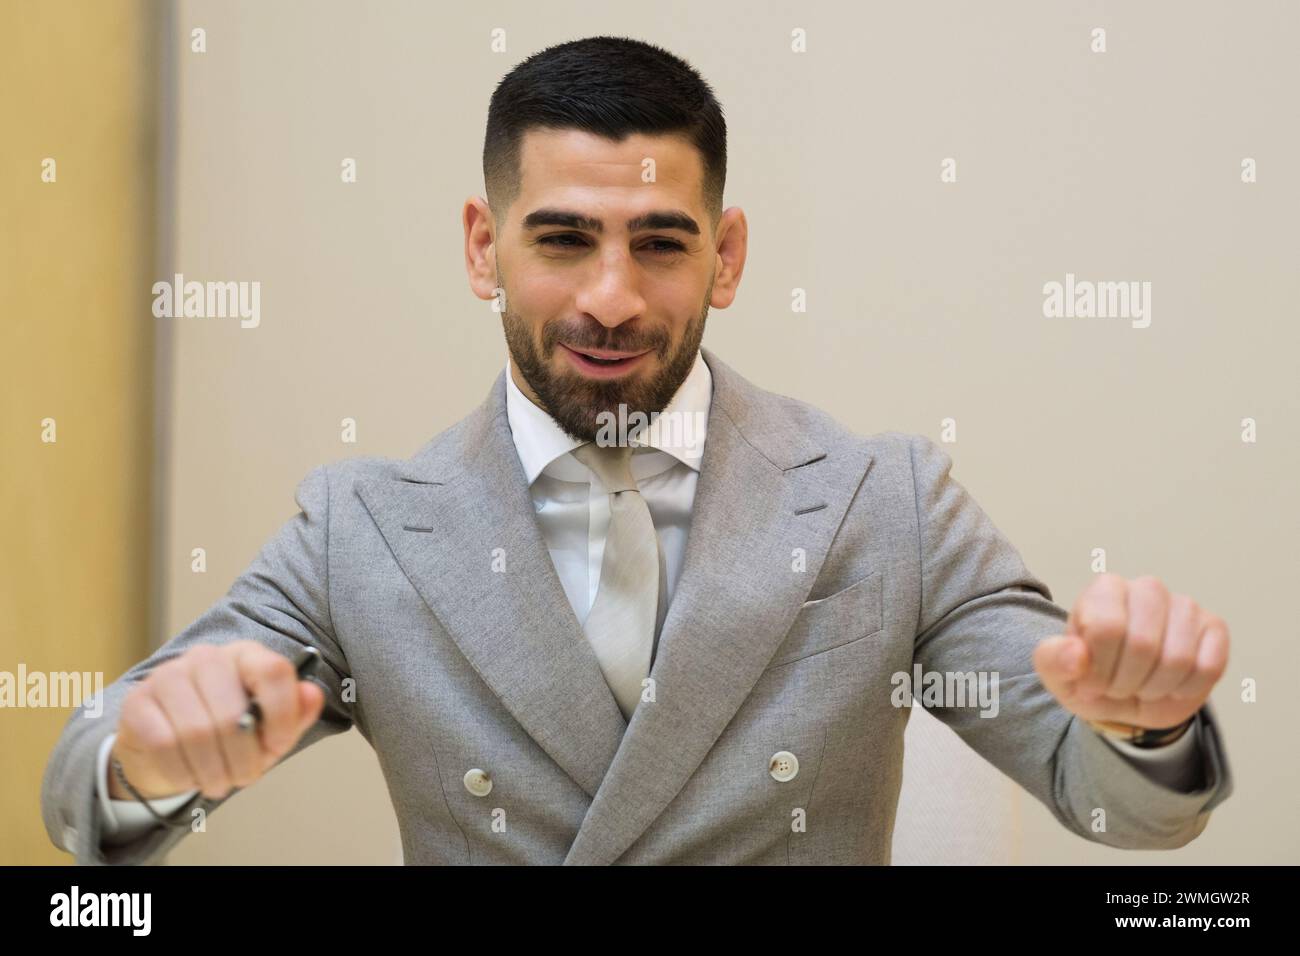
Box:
[1093,715,1204,791]
[96,732,200,841]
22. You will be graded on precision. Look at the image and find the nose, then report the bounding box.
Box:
[573,247,647,329]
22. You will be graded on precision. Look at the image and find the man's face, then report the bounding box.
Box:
[465,128,746,444]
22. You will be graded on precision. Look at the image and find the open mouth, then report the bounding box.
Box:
[559,343,652,377]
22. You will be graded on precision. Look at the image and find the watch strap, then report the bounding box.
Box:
[1086,715,1196,749]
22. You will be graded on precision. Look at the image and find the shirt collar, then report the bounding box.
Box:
[504,349,712,486]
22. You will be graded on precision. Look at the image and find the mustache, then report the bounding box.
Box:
[540,321,668,356]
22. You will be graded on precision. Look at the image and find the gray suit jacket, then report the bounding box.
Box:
[42,346,1233,865]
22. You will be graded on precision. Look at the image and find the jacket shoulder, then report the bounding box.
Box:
[743,380,923,466]
[322,453,407,483]
[316,406,484,484]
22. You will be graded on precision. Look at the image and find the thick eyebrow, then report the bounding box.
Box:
[520,208,701,236]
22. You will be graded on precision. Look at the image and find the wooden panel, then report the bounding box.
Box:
[0,0,158,865]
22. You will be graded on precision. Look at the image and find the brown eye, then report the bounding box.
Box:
[645,239,685,254]
[538,234,584,249]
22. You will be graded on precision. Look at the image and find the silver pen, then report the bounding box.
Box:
[236,645,322,733]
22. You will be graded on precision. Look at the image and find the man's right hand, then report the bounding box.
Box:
[108,641,326,801]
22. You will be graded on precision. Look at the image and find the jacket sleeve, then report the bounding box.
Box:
[906,434,1233,850]
[40,464,355,865]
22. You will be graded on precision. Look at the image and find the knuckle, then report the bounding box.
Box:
[252,651,294,683]
[1080,611,1125,642]
[1206,655,1228,682]
[133,719,178,754]
[1073,605,1101,633]
[1125,628,1162,657]
[119,686,148,718]
[1132,574,1167,596]
[1183,661,1211,686]
[150,659,183,683]
[1092,573,1127,596]
[173,719,214,751]
[267,653,296,681]
[186,644,220,667]
[142,674,176,700]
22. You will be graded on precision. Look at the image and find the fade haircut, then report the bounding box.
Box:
[483,36,727,231]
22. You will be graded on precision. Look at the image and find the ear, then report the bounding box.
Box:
[463,196,499,301]
[709,207,748,308]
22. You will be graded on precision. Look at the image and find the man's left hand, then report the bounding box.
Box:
[1033,573,1230,730]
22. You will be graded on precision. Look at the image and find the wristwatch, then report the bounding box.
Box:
[1086,715,1196,749]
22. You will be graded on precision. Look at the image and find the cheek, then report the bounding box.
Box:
[513,267,573,314]
[642,267,708,313]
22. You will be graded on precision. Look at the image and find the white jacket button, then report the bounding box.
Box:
[463,768,493,796]
[769,751,800,782]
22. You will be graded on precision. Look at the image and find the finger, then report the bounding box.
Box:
[234,644,301,756]
[149,660,233,798]
[191,646,263,789]
[1105,576,1168,699]
[1070,575,1128,700]
[1170,614,1230,703]
[258,681,326,776]
[117,687,195,795]
[1033,636,1148,726]
[297,680,325,730]
[1034,635,1089,703]
[1136,594,1200,700]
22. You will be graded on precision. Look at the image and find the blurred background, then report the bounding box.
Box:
[2,0,1296,865]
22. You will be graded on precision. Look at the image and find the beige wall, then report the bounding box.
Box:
[8,1,1295,864]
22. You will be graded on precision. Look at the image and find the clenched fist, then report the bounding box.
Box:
[1033,574,1230,731]
[109,641,325,801]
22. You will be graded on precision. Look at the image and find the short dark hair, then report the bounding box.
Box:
[483,36,727,230]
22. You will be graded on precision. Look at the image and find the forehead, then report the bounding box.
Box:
[516,128,705,206]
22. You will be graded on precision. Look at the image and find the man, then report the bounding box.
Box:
[43,36,1232,866]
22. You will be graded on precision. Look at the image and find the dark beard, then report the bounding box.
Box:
[501,299,709,445]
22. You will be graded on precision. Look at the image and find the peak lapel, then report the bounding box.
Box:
[563,349,875,864]
[354,369,627,798]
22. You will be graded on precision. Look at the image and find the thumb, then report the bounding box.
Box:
[1034,635,1089,699]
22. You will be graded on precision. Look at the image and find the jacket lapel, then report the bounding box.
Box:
[353,372,628,798]
[562,348,875,864]
[355,347,874,862]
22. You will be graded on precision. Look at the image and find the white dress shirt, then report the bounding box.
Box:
[95,350,1200,846]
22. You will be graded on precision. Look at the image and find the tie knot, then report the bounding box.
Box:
[571,441,638,493]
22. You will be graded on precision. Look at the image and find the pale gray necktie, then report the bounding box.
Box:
[571,441,660,721]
